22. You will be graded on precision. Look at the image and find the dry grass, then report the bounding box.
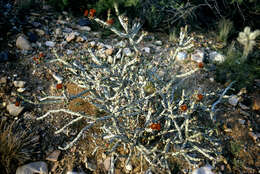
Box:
[217,18,233,45]
[0,119,36,174]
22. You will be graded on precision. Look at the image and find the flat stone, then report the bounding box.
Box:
[228,95,239,106]
[16,36,32,50]
[155,40,162,46]
[17,88,26,93]
[55,28,62,36]
[46,150,61,162]
[66,33,76,42]
[142,47,150,54]
[67,172,86,174]
[13,80,26,88]
[45,41,55,47]
[0,77,7,84]
[67,50,74,55]
[76,36,84,42]
[191,49,204,63]
[7,104,24,116]
[16,161,48,174]
[77,25,91,31]
[176,51,187,61]
[192,165,214,174]
[35,29,45,36]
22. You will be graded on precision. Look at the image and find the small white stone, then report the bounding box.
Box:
[13,80,26,88]
[89,41,96,47]
[35,29,45,36]
[16,161,48,174]
[45,41,55,47]
[77,25,91,31]
[191,49,204,63]
[142,47,150,53]
[55,28,62,36]
[17,88,26,93]
[155,40,162,46]
[209,51,225,63]
[176,51,187,61]
[7,104,24,116]
[192,165,214,174]
[67,50,74,55]
[66,172,86,174]
[16,36,32,50]
[209,77,214,82]
[228,95,239,106]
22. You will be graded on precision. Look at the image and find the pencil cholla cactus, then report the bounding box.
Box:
[237,26,260,61]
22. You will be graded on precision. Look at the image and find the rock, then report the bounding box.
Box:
[45,41,55,47]
[13,80,26,88]
[32,21,41,28]
[77,26,91,31]
[46,150,61,162]
[97,42,105,49]
[7,104,24,116]
[55,28,62,36]
[176,51,187,61]
[35,29,45,36]
[209,51,225,63]
[191,49,204,63]
[123,48,133,57]
[67,50,74,55]
[27,32,38,43]
[78,18,91,26]
[76,36,84,42]
[0,51,9,62]
[89,41,96,48]
[66,33,76,42]
[155,40,162,46]
[142,47,150,54]
[16,161,48,174]
[228,95,239,106]
[0,77,7,84]
[17,88,26,93]
[105,48,113,56]
[192,165,214,174]
[16,36,32,50]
